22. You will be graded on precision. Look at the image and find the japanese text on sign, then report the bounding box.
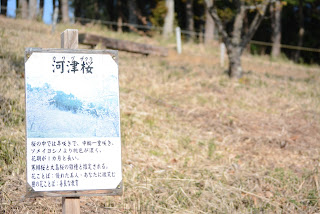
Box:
[27,138,121,191]
[25,50,121,194]
[52,56,93,74]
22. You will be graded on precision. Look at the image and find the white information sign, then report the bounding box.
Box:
[25,49,122,194]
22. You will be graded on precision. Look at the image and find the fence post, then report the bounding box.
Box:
[61,29,80,214]
[176,27,182,54]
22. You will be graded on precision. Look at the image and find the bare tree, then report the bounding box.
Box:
[28,0,37,20]
[17,0,28,19]
[117,0,123,32]
[294,0,304,63]
[128,0,138,25]
[204,0,214,44]
[186,0,194,41]
[270,0,282,58]
[58,0,62,22]
[127,0,148,35]
[73,0,81,19]
[1,0,8,16]
[53,0,56,15]
[61,0,70,23]
[39,0,44,20]
[206,0,270,78]
[162,0,175,38]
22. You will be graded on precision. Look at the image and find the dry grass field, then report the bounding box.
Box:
[1,16,320,213]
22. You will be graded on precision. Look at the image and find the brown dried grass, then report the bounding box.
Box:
[1,16,320,213]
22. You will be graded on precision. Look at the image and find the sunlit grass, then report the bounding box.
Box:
[0,16,320,213]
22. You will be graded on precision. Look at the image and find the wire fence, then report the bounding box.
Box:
[1,6,320,54]
[73,16,204,37]
[250,40,320,53]
[67,16,320,55]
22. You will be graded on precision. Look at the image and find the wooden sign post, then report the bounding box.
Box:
[61,29,80,214]
[24,29,123,213]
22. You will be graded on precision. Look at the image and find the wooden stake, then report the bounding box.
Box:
[61,29,80,214]
[176,27,182,54]
[61,29,79,49]
[62,197,80,214]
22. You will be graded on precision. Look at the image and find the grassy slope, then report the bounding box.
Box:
[0,16,320,213]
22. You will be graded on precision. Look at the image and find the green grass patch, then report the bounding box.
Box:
[149,149,163,157]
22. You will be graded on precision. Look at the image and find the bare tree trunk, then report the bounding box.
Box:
[271,0,282,58]
[40,0,44,10]
[128,0,138,25]
[61,0,69,23]
[162,0,174,38]
[135,8,148,26]
[28,0,37,20]
[17,0,27,18]
[38,0,44,20]
[53,0,56,15]
[117,0,123,32]
[231,2,245,47]
[58,0,62,22]
[22,0,28,19]
[227,1,245,78]
[204,0,214,44]
[228,47,242,78]
[294,0,304,63]
[73,0,81,19]
[16,0,19,16]
[207,0,269,78]
[243,10,253,53]
[186,0,194,41]
[93,1,98,19]
[1,0,8,16]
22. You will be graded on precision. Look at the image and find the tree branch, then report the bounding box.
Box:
[206,4,231,48]
[232,1,246,46]
[243,0,275,10]
[240,1,270,53]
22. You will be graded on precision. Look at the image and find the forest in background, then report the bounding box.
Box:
[1,0,319,65]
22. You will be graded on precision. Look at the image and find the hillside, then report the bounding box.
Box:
[1,16,320,213]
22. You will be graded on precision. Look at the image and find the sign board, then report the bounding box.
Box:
[24,48,122,197]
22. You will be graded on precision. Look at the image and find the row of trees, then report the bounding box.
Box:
[1,0,69,22]
[1,0,319,77]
